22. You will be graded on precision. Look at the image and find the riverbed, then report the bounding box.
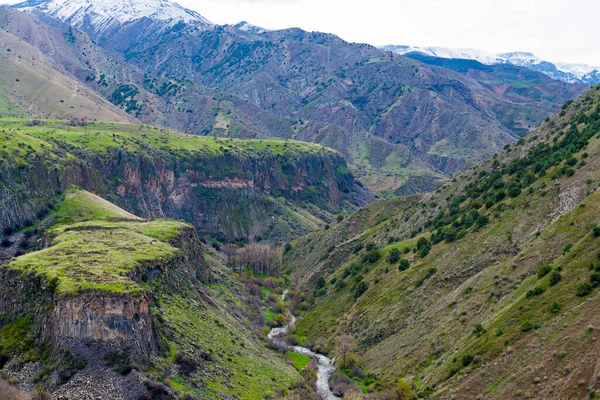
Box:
[267,291,340,400]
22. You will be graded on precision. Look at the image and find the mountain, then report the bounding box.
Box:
[383,45,600,85]
[13,0,213,37]
[283,84,600,398]
[4,2,587,195]
[0,24,129,121]
[234,20,268,34]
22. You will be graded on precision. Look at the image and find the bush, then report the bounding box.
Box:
[315,276,326,289]
[550,301,562,314]
[472,324,486,337]
[364,250,381,263]
[398,259,410,271]
[475,215,490,229]
[549,271,562,286]
[284,243,292,253]
[526,286,546,298]
[365,242,377,251]
[594,227,600,237]
[354,281,368,299]
[0,238,11,248]
[537,265,552,279]
[577,282,593,297]
[461,354,474,367]
[387,248,401,264]
[336,215,344,223]
[563,243,573,255]
[175,353,198,376]
[416,237,429,250]
[521,321,533,332]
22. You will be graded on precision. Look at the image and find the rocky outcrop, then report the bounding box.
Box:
[49,295,159,358]
[0,226,205,361]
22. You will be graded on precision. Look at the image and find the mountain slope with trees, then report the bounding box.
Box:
[284,85,600,399]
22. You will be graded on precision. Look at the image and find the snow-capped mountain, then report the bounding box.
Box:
[234,21,268,34]
[12,0,213,36]
[382,45,600,85]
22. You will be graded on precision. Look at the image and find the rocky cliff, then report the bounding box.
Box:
[0,119,371,243]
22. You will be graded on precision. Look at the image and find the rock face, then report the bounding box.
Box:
[0,124,370,243]
[0,225,202,361]
[50,295,159,358]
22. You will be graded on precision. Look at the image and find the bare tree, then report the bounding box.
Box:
[226,242,281,276]
[336,335,356,369]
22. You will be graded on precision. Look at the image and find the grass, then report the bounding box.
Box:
[0,118,332,168]
[288,352,311,371]
[159,293,298,400]
[7,189,190,296]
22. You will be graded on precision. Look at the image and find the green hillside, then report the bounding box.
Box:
[284,85,600,399]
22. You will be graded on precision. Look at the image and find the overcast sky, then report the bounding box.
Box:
[174,0,599,65]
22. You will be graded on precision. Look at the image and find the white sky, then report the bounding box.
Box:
[177,0,600,66]
[6,0,600,65]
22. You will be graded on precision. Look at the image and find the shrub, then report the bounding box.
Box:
[592,272,600,287]
[550,301,562,314]
[315,276,326,289]
[387,248,401,264]
[521,321,533,332]
[549,271,562,286]
[0,238,11,248]
[577,282,593,297]
[175,353,198,376]
[563,243,573,255]
[284,243,292,253]
[526,286,546,298]
[365,242,377,251]
[594,227,600,237]
[398,259,410,271]
[537,265,552,279]
[336,215,344,223]
[472,324,486,337]
[475,215,490,229]
[364,250,381,263]
[416,237,429,250]
[354,281,368,299]
[461,354,474,367]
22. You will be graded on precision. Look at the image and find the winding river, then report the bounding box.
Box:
[268,291,340,400]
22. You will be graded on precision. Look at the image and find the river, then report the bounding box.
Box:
[267,290,340,400]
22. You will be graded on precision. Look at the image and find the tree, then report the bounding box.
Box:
[398,259,410,271]
[336,335,356,369]
[394,379,415,400]
[387,248,401,264]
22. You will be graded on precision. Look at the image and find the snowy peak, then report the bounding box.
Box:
[12,0,213,35]
[234,21,268,34]
[382,44,600,85]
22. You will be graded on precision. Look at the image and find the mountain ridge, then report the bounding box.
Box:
[383,44,600,85]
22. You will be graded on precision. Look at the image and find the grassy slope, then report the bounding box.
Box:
[287,86,600,398]
[0,30,129,122]
[0,118,332,166]
[9,189,189,295]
